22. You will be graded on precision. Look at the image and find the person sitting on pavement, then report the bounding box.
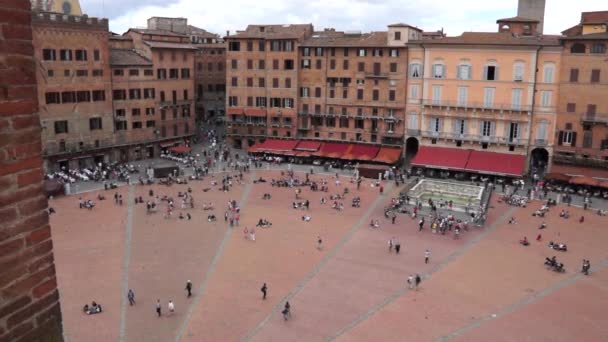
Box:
[519,237,530,246]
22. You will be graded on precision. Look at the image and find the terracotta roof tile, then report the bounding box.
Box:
[388,23,422,30]
[129,28,187,37]
[562,32,608,40]
[301,31,389,47]
[228,24,313,39]
[187,25,219,38]
[144,41,198,49]
[411,32,560,46]
[581,11,608,24]
[496,16,539,23]
[110,49,152,66]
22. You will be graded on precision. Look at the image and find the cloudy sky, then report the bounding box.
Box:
[80,0,606,36]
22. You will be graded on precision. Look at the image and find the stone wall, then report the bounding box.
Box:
[0,0,64,341]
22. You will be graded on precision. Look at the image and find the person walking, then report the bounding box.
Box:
[388,238,394,252]
[127,289,135,306]
[425,249,431,264]
[391,213,396,224]
[282,301,291,321]
[395,241,401,254]
[317,236,323,250]
[407,275,414,290]
[419,218,424,231]
[156,299,162,317]
[168,300,175,316]
[261,283,268,300]
[415,274,422,290]
[185,280,193,298]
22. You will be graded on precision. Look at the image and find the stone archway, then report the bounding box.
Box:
[530,147,549,176]
[405,137,419,163]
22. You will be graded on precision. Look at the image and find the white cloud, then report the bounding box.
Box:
[79,0,606,36]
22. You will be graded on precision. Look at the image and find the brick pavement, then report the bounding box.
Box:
[333,199,608,342]
[48,171,608,342]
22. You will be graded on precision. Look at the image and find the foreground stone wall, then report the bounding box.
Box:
[0,0,63,340]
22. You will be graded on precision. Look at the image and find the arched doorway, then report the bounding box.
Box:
[405,137,419,163]
[529,148,549,177]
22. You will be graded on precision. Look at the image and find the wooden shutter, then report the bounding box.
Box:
[456,66,462,80]
[557,131,564,145]
[494,66,499,81]
[571,132,577,147]
[483,66,488,80]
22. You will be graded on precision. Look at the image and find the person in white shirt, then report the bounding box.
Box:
[425,249,431,264]
[168,300,175,315]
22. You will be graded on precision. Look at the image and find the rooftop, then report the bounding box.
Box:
[561,32,608,40]
[301,31,389,47]
[109,49,152,66]
[128,28,187,37]
[496,16,540,23]
[187,25,219,39]
[388,23,422,31]
[411,32,560,46]
[143,41,198,50]
[228,24,313,39]
[581,11,608,24]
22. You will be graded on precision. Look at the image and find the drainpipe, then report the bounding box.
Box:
[402,43,411,163]
[525,46,542,177]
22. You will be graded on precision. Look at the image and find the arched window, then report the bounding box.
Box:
[501,24,510,30]
[570,43,586,53]
[483,60,499,81]
[591,43,606,54]
[457,59,472,80]
[543,62,555,83]
[513,60,525,81]
[431,59,445,79]
[409,61,422,78]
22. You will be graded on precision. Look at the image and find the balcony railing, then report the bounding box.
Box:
[421,131,525,145]
[364,72,389,79]
[581,113,608,124]
[422,99,532,112]
[553,154,608,168]
[407,129,420,136]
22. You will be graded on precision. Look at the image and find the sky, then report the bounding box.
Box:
[79,0,606,36]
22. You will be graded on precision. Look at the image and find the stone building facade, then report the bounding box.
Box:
[0,0,63,340]
[32,11,114,172]
[405,17,561,171]
[553,11,608,173]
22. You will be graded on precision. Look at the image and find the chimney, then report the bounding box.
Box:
[226,30,230,37]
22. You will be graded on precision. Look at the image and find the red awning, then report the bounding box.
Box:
[569,176,600,187]
[313,142,351,158]
[374,147,402,164]
[342,144,380,161]
[260,139,299,153]
[550,164,608,179]
[411,146,471,171]
[227,108,243,115]
[169,146,191,154]
[244,108,267,117]
[294,140,321,151]
[296,151,313,157]
[465,151,525,177]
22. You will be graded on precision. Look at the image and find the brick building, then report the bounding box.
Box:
[190,26,226,124]
[552,11,608,175]
[32,11,114,172]
[122,28,197,150]
[225,24,314,148]
[1,0,63,340]
[297,24,414,146]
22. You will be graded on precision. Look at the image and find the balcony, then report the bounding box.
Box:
[553,153,608,168]
[365,72,389,79]
[581,113,608,125]
[420,131,525,145]
[298,125,311,130]
[407,129,420,136]
[422,99,532,112]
